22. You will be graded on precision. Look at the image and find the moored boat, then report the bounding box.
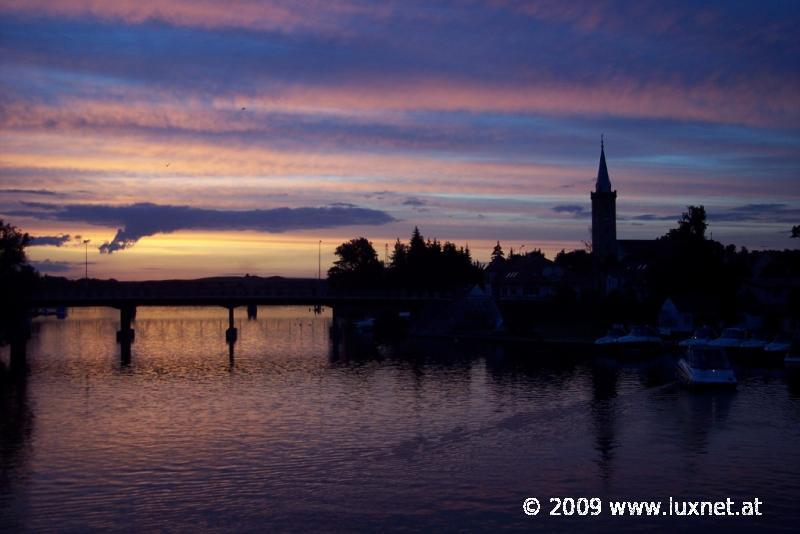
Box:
[354,317,376,333]
[765,333,793,355]
[616,325,662,348]
[677,346,737,387]
[740,330,769,351]
[708,328,746,350]
[739,330,774,364]
[785,338,800,371]
[678,326,715,348]
[595,325,627,346]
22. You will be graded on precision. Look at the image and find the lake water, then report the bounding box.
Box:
[1,307,799,532]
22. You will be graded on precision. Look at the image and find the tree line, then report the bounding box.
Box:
[327,226,483,290]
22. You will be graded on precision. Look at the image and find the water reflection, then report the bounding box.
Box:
[0,307,799,531]
[0,359,33,530]
[589,361,619,483]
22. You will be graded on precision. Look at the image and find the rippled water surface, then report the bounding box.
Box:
[2,307,800,532]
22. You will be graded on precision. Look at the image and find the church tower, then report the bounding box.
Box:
[590,137,617,259]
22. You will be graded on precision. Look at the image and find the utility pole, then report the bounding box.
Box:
[83,239,90,279]
[318,240,322,281]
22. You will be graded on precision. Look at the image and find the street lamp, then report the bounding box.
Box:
[83,239,90,279]
[519,244,526,257]
[314,240,323,315]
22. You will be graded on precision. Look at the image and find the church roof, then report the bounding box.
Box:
[596,139,612,192]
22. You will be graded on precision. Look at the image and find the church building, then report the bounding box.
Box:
[590,138,617,259]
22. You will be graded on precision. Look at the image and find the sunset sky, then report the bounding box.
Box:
[1,0,798,279]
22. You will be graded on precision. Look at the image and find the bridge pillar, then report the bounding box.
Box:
[246,303,257,320]
[116,305,135,364]
[225,306,238,344]
[116,305,136,344]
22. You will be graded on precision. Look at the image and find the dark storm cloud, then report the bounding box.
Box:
[402,197,426,207]
[13,202,394,253]
[29,234,71,247]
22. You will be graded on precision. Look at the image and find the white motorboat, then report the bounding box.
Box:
[595,325,627,346]
[708,328,747,350]
[677,346,737,386]
[678,326,715,348]
[615,325,663,351]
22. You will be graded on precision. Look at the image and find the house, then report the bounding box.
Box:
[658,295,721,336]
[486,253,564,300]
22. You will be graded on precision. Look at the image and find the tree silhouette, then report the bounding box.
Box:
[646,205,739,317]
[408,226,426,262]
[390,238,408,269]
[0,219,30,273]
[1,220,38,346]
[327,237,383,288]
[491,241,505,262]
[555,248,592,274]
[662,205,708,242]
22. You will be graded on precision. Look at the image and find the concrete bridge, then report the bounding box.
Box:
[15,275,461,364]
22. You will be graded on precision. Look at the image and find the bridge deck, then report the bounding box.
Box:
[32,276,461,308]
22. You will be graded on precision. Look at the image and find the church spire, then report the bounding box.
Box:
[596,135,611,193]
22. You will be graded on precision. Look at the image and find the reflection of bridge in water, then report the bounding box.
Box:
[22,276,458,363]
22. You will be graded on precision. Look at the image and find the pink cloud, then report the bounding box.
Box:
[0,0,369,34]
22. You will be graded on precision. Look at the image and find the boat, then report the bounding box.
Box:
[765,333,793,355]
[739,330,772,363]
[595,325,627,346]
[353,317,376,333]
[740,330,770,351]
[34,306,69,319]
[785,338,800,371]
[615,325,663,352]
[678,326,715,348]
[677,346,737,387]
[708,328,747,350]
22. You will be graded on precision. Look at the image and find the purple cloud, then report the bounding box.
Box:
[29,234,72,247]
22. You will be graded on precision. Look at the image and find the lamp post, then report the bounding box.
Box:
[83,239,90,279]
[315,240,323,314]
[519,244,526,257]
